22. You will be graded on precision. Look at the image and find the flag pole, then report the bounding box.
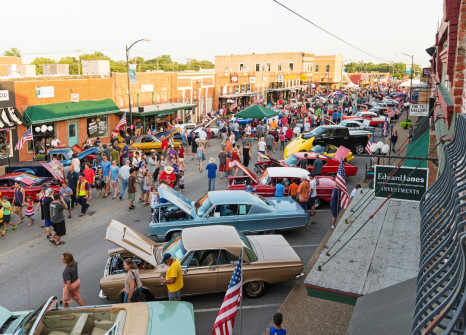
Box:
[239,251,243,335]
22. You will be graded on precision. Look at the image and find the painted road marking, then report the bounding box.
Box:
[194,303,281,313]
[291,244,319,248]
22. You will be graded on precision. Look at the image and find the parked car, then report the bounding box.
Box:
[149,184,310,241]
[284,125,372,157]
[0,295,195,335]
[229,164,335,208]
[342,111,389,126]
[339,120,375,132]
[100,221,303,301]
[309,144,354,162]
[0,172,61,201]
[118,132,181,154]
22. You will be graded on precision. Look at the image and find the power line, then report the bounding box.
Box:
[272,0,389,62]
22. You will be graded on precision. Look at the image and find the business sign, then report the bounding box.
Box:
[0,90,9,101]
[36,86,54,98]
[374,165,428,201]
[230,73,239,83]
[409,104,429,117]
[278,74,284,83]
[248,76,256,84]
[129,64,137,84]
[405,65,412,75]
[300,73,307,81]
[70,93,79,103]
[422,68,432,78]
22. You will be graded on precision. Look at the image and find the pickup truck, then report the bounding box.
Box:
[284,125,372,158]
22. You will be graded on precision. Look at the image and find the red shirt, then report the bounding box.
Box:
[178,148,185,159]
[83,167,95,185]
[161,139,168,151]
[159,172,176,187]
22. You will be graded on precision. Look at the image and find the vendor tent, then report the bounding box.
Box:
[345,82,360,89]
[234,105,278,119]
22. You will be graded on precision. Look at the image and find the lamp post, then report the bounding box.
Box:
[126,38,150,131]
[370,141,390,165]
[397,52,414,121]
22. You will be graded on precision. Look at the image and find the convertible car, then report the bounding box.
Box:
[229,164,335,208]
[118,132,181,154]
[0,296,195,335]
[149,184,309,241]
[254,153,358,178]
[100,221,303,301]
[0,172,61,201]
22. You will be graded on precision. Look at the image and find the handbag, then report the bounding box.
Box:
[130,271,143,302]
[202,152,206,161]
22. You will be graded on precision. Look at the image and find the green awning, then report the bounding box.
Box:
[404,131,429,168]
[234,105,278,119]
[23,99,119,125]
[119,103,197,117]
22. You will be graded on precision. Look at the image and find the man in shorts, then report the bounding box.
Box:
[59,181,74,219]
[100,155,111,198]
[128,168,138,211]
[265,132,275,154]
[49,193,67,246]
[308,173,317,216]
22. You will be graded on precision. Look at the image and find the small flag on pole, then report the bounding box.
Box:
[335,159,350,209]
[365,133,374,154]
[15,126,33,150]
[115,112,127,131]
[212,251,243,335]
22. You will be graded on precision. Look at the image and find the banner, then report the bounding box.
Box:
[278,74,284,83]
[422,68,431,78]
[409,104,429,117]
[374,165,428,201]
[405,65,412,75]
[129,64,137,84]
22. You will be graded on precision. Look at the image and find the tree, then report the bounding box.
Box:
[80,51,111,61]
[59,56,78,75]
[31,57,56,75]
[3,48,21,57]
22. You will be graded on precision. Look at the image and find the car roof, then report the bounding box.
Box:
[267,167,312,178]
[182,225,242,251]
[208,190,257,204]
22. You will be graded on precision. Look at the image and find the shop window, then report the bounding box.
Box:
[266,63,270,71]
[315,64,319,72]
[289,63,294,71]
[326,65,330,72]
[255,63,260,71]
[0,129,13,159]
[235,86,240,93]
[277,63,282,71]
[239,63,244,71]
[29,123,55,153]
[87,115,108,139]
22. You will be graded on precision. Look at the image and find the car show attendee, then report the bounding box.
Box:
[275,180,285,197]
[110,160,120,199]
[127,168,138,211]
[123,258,143,303]
[160,253,184,301]
[12,180,25,225]
[349,183,361,204]
[66,166,79,210]
[218,146,227,179]
[270,312,286,335]
[24,195,35,226]
[82,162,95,201]
[265,132,275,154]
[49,193,67,246]
[308,173,317,216]
[159,166,176,188]
[61,252,85,307]
[118,160,131,200]
[50,136,61,148]
[231,147,241,176]
[76,173,90,217]
[70,152,81,173]
[197,143,206,172]
[1,196,15,233]
[59,181,73,219]
[330,187,341,229]
[100,155,111,198]
[43,188,54,238]
[312,156,323,176]
[110,146,120,166]
[206,158,218,191]
[297,177,310,210]
[161,135,169,158]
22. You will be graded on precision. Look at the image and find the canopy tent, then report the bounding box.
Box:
[234,105,278,119]
[398,79,428,87]
[345,82,360,89]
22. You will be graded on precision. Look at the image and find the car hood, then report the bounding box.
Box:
[267,197,306,213]
[40,160,65,182]
[158,184,196,217]
[106,220,160,266]
[147,302,195,334]
[230,161,256,181]
[248,235,301,262]
[77,147,99,160]
[258,152,281,165]
[284,136,313,158]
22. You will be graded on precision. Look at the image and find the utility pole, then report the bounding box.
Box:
[73,49,82,75]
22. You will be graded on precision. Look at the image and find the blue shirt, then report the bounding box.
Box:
[110,166,119,180]
[270,327,286,335]
[122,145,129,158]
[275,183,285,197]
[101,161,111,177]
[205,163,217,178]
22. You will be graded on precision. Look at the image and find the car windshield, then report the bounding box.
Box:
[238,231,258,262]
[16,298,58,334]
[284,155,299,167]
[260,171,270,185]
[302,127,326,140]
[250,193,272,207]
[195,194,212,216]
[162,234,187,261]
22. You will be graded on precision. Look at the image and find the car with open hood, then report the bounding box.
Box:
[149,184,309,241]
[0,295,195,335]
[100,221,303,301]
[0,171,62,202]
[228,163,335,208]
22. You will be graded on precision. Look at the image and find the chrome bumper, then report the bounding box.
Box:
[295,272,304,280]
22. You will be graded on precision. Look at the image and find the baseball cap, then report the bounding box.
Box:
[45,188,53,196]
[161,253,171,264]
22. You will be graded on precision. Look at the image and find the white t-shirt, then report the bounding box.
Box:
[350,188,358,198]
[293,126,301,134]
[233,123,240,131]
[229,133,236,144]
[282,126,288,134]
[258,141,266,152]
[198,130,207,140]
[309,179,317,197]
[303,122,311,132]
[51,139,60,147]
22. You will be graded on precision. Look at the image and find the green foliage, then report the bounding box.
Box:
[31,57,56,75]
[80,51,111,61]
[3,48,21,57]
[344,61,422,80]
[59,56,78,75]
[400,120,412,129]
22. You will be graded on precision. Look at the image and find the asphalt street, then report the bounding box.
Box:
[0,132,380,335]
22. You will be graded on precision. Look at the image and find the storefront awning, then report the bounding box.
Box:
[268,86,302,92]
[23,99,119,125]
[120,102,197,117]
[0,107,24,129]
[219,92,259,99]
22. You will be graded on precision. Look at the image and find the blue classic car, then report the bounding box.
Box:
[149,184,310,241]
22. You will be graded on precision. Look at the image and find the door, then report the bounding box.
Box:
[67,122,78,147]
[180,250,219,294]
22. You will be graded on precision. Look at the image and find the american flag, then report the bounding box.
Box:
[15,126,33,150]
[335,159,350,209]
[365,133,374,154]
[387,109,396,119]
[229,103,238,112]
[383,121,388,136]
[212,251,243,335]
[115,112,127,131]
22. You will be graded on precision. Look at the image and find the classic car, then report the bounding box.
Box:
[229,164,335,209]
[284,126,372,157]
[0,296,195,335]
[254,153,358,178]
[149,184,309,241]
[338,120,375,132]
[310,145,354,162]
[118,133,181,154]
[0,172,61,201]
[100,221,303,301]
[342,111,389,126]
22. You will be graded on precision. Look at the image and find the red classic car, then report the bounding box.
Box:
[228,163,335,208]
[0,173,61,202]
[255,153,358,178]
[342,111,389,126]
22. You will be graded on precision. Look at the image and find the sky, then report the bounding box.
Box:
[3,0,443,67]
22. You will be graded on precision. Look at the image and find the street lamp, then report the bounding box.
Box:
[396,52,414,121]
[370,141,390,165]
[126,38,151,131]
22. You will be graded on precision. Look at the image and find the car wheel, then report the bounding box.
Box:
[244,281,268,298]
[314,198,322,209]
[353,143,364,155]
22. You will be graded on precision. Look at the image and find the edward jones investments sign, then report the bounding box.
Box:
[374,165,428,201]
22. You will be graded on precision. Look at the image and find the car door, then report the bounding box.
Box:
[216,249,241,291]
[180,250,220,295]
[333,128,349,147]
[203,204,238,228]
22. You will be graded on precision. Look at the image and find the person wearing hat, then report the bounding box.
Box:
[76,173,90,217]
[308,173,317,216]
[159,166,176,188]
[206,157,218,191]
[160,253,183,301]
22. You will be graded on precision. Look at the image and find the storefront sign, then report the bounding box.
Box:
[278,74,284,83]
[422,68,431,78]
[230,73,239,83]
[374,165,428,201]
[0,90,9,101]
[284,74,296,80]
[141,84,154,92]
[129,64,137,84]
[300,74,307,81]
[36,86,54,98]
[248,76,256,84]
[409,104,429,117]
[71,93,79,103]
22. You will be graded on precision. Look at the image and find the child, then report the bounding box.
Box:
[150,187,160,208]
[25,196,35,226]
[289,178,299,201]
[178,171,185,192]
[270,312,286,335]
[245,179,256,193]
[1,196,15,232]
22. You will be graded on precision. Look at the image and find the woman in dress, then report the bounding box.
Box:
[197,143,206,172]
[231,147,242,176]
[110,160,120,199]
[242,142,252,168]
